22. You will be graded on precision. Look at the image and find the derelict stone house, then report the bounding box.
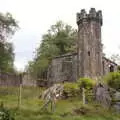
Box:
[47,8,118,84]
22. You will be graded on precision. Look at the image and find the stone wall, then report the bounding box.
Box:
[102,57,118,75]
[48,53,78,84]
[47,8,118,85]
[77,8,103,78]
[95,83,120,112]
[0,72,20,87]
[22,73,37,87]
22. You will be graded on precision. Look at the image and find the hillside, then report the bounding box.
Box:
[0,87,119,120]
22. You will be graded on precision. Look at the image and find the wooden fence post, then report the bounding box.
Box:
[0,70,1,84]
[18,74,22,109]
[82,87,86,105]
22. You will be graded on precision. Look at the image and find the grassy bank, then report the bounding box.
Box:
[0,87,119,120]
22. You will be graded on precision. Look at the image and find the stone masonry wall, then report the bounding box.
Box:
[48,53,78,84]
[77,8,103,78]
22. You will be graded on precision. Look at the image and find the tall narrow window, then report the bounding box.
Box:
[102,61,105,75]
[88,51,90,56]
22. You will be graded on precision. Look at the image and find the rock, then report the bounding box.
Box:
[114,91,120,100]
[95,83,111,107]
[95,83,120,112]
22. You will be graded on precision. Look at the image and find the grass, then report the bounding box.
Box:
[0,87,120,120]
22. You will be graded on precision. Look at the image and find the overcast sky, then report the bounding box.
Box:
[0,0,120,71]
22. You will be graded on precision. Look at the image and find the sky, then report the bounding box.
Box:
[0,0,120,71]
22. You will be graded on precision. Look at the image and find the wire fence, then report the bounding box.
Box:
[0,72,43,109]
[0,72,20,87]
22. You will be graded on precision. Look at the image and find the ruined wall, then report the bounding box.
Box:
[48,53,78,84]
[0,73,20,87]
[22,73,37,87]
[95,83,120,112]
[102,57,118,75]
[47,8,118,84]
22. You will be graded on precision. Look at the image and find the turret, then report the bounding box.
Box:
[77,8,102,26]
[77,8,103,78]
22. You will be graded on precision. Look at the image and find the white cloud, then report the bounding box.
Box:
[0,0,120,70]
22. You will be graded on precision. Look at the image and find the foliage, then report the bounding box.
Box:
[77,78,95,104]
[0,12,18,41]
[38,21,77,56]
[0,87,120,120]
[0,42,14,72]
[103,72,120,90]
[63,82,79,98]
[77,78,95,89]
[0,12,18,72]
[110,54,120,65]
[27,21,77,78]
[26,58,49,78]
[118,65,120,71]
[0,104,15,120]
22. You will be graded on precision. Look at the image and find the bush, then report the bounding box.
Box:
[77,78,95,103]
[0,105,15,120]
[118,66,120,71]
[63,82,79,98]
[77,78,95,89]
[103,72,120,90]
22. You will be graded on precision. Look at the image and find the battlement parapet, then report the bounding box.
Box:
[77,8,102,25]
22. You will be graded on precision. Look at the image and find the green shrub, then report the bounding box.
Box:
[0,105,15,120]
[63,82,79,98]
[77,78,95,89]
[77,78,95,103]
[118,66,120,71]
[103,72,120,90]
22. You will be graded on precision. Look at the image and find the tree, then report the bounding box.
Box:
[27,21,77,78]
[0,12,19,72]
[103,72,120,90]
[0,42,14,72]
[37,21,77,58]
[109,54,120,71]
[0,12,18,41]
[110,54,120,65]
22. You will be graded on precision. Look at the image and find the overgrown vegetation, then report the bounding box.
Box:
[77,78,95,90]
[26,21,77,78]
[77,78,95,104]
[63,82,79,98]
[0,12,19,73]
[103,72,120,90]
[0,87,120,120]
[0,103,15,120]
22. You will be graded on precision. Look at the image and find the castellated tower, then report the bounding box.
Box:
[76,8,103,78]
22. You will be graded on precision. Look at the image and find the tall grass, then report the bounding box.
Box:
[0,87,119,120]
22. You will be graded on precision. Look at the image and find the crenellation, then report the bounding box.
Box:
[80,9,87,18]
[96,10,103,25]
[89,8,96,18]
[76,13,80,23]
[77,8,102,25]
[76,9,87,25]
